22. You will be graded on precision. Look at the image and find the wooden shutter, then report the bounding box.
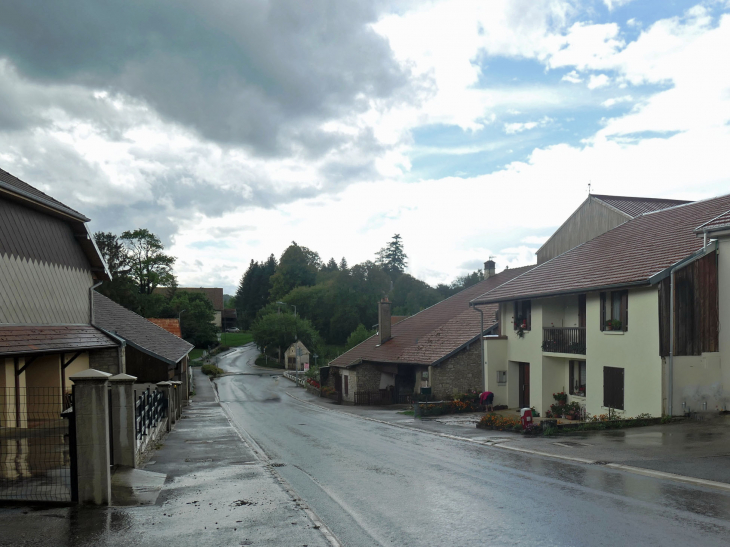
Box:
[578,294,586,328]
[526,301,531,330]
[569,361,575,395]
[514,301,518,331]
[603,366,624,410]
[600,292,606,331]
[621,291,628,332]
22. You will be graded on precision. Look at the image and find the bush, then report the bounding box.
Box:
[201,364,225,377]
[478,414,521,430]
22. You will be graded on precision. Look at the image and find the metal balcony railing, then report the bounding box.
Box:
[542,327,586,355]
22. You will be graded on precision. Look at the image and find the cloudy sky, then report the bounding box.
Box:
[1,0,729,293]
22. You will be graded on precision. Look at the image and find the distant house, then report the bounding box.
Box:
[284,341,310,371]
[93,292,194,398]
[537,194,690,264]
[148,318,183,338]
[472,194,730,419]
[0,167,123,425]
[221,308,237,331]
[152,286,224,328]
[326,262,532,403]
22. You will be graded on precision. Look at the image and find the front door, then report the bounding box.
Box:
[335,374,342,393]
[519,362,530,408]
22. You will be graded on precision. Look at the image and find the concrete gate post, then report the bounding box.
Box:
[109,373,138,468]
[156,382,173,432]
[69,369,112,505]
[170,381,183,420]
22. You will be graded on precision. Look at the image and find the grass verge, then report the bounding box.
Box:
[219,332,254,347]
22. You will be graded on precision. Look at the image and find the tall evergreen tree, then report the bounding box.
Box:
[234,254,277,329]
[376,234,408,278]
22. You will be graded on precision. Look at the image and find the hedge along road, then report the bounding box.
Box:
[214,348,730,547]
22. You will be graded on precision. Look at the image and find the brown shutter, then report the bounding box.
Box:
[578,294,586,328]
[526,300,531,330]
[603,366,624,410]
[621,291,628,332]
[514,301,518,331]
[600,292,606,331]
[569,361,575,395]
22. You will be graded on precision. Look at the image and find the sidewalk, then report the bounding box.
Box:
[282,380,730,487]
[0,369,332,547]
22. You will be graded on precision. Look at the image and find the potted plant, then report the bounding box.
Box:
[610,319,622,331]
[605,320,613,331]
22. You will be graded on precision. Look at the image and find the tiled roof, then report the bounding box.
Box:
[696,209,730,234]
[472,194,730,304]
[0,167,88,221]
[329,266,533,368]
[93,292,193,364]
[152,287,224,310]
[592,194,690,218]
[0,325,118,356]
[148,318,183,338]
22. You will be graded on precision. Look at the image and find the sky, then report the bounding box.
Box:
[1,0,729,294]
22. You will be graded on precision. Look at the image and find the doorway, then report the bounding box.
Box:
[518,362,530,408]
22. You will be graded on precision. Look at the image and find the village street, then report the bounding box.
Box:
[215,346,730,547]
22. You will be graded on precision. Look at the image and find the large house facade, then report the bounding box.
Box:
[473,195,730,418]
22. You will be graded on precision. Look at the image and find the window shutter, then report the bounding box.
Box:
[569,361,575,395]
[526,301,531,330]
[578,294,586,328]
[600,292,606,331]
[621,291,629,331]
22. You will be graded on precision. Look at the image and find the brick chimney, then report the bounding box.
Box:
[378,297,392,345]
[484,259,496,279]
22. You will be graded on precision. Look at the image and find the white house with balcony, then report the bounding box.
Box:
[472,194,730,419]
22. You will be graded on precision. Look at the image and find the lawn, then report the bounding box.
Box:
[220,331,254,347]
[189,348,205,363]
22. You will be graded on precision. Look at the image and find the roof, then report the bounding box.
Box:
[472,194,730,305]
[329,266,533,368]
[0,325,118,356]
[0,166,89,222]
[147,318,182,338]
[695,209,730,235]
[222,309,237,319]
[592,194,690,218]
[153,287,224,310]
[93,292,193,364]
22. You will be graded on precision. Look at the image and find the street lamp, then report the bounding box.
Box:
[276,301,296,319]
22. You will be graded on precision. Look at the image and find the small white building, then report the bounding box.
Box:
[285,340,310,371]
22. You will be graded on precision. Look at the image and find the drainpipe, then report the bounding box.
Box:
[668,269,675,417]
[89,281,103,324]
[471,304,485,392]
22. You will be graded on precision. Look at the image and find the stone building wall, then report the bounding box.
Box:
[355,363,381,392]
[89,347,122,375]
[430,342,481,399]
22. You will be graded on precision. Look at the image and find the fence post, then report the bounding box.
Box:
[69,369,112,505]
[156,382,173,431]
[170,381,182,420]
[109,373,137,468]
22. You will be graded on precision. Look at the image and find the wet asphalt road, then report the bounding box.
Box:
[216,346,730,547]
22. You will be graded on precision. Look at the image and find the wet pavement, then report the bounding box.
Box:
[214,345,730,546]
[0,363,331,547]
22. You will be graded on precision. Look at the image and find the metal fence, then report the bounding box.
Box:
[0,387,73,503]
[542,327,586,355]
[135,388,167,441]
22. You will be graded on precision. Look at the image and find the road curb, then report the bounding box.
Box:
[285,391,730,494]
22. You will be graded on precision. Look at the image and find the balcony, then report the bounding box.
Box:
[542,327,586,355]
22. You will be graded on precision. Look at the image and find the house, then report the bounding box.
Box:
[537,194,690,264]
[284,340,310,371]
[0,167,123,427]
[152,286,224,328]
[325,262,532,403]
[471,194,730,419]
[93,292,194,399]
[221,308,237,331]
[148,318,183,338]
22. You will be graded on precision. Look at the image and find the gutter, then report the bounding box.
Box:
[471,279,649,306]
[0,182,90,222]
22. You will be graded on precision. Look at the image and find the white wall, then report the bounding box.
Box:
[484,336,507,405]
[503,301,545,412]
[718,238,730,408]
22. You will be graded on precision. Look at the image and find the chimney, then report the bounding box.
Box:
[484,259,496,279]
[378,297,392,345]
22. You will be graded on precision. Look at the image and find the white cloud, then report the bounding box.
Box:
[604,0,637,11]
[504,116,553,134]
[562,70,583,83]
[587,73,611,89]
[601,95,633,107]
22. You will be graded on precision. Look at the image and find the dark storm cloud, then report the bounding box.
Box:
[0,0,412,157]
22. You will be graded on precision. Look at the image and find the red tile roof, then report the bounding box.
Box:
[472,194,730,304]
[148,318,183,338]
[0,325,118,356]
[696,209,730,234]
[329,266,533,368]
[592,194,690,218]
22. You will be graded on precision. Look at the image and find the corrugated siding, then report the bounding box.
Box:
[537,198,630,264]
[658,251,719,357]
[0,253,92,324]
[0,199,90,271]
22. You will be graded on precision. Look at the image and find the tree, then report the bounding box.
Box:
[391,273,441,315]
[121,229,176,295]
[323,257,339,272]
[173,292,218,348]
[269,242,320,301]
[234,254,277,329]
[346,324,374,349]
[251,311,320,361]
[93,231,138,309]
[339,257,348,271]
[376,234,408,278]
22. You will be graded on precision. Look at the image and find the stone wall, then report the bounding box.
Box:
[89,347,122,375]
[355,363,381,392]
[430,343,481,399]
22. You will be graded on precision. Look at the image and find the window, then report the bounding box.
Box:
[497,370,507,385]
[603,366,624,409]
[513,300,532,331]
[569,360,586,397]
[600,290,628,331]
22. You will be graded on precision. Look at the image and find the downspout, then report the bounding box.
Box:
[89,281,103,324]
[471,304,485,391]
[668,269,675,417]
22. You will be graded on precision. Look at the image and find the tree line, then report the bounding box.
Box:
[93,230,218,347]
